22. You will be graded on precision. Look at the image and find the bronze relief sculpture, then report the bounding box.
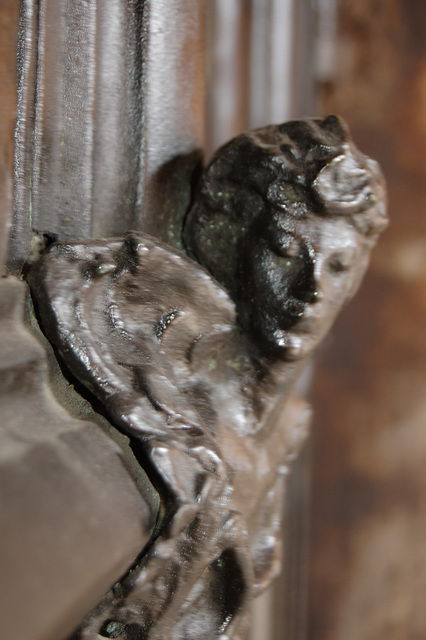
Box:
[28,116,387,640]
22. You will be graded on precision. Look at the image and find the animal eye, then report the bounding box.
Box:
[328,257,350,273]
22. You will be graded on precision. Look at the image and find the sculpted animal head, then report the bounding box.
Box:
[184,115,387,360]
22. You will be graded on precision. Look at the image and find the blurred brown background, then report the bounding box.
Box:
[310,1,426,639]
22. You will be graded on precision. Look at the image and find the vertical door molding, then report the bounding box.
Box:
[10,0,205,270]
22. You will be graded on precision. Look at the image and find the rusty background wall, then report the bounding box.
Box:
[309,2,426,639]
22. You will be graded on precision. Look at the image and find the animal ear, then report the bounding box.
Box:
[312,150,372,214]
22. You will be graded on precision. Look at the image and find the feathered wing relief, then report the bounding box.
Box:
[29,233,259,638]
[30,234,234,437]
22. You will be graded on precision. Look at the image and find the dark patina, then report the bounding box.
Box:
[29,116,387,640]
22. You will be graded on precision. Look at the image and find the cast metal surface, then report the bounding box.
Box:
[11,0,204,271]
[0,277,156,640]
[29,116,387,640]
